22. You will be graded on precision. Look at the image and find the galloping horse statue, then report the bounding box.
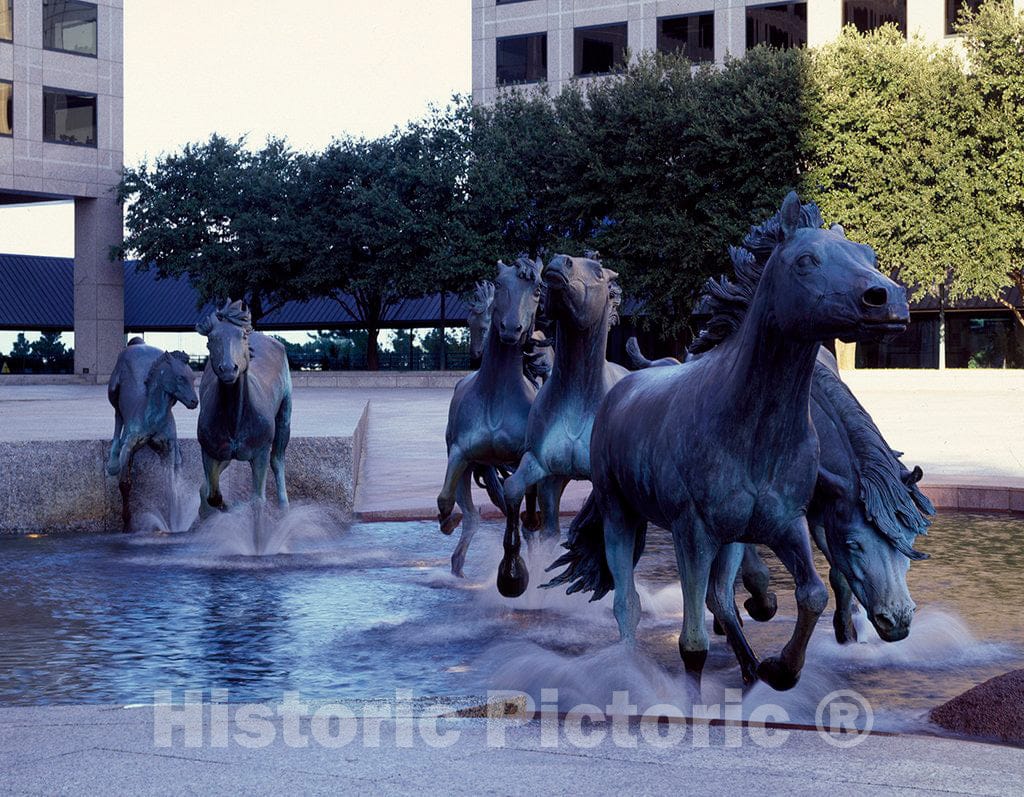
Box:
[497,253,628,597]
[468,280,552,389]
[107,339,199,531]
[626,342,933,649]
[437,258,545,576]
[547,193,910,691]
[196,300,293,518]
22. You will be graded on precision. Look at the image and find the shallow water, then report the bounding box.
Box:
[0,509,1021,733]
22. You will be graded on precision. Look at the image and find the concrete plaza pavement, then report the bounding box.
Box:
[3,369,1024,520]
[0,704,1021,795]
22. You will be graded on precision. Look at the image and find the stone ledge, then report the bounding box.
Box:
[920,482,1024,514]
[0,436,354,534]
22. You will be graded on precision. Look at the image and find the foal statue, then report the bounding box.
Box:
[107,339,198,531]
[196,300,293,519]
[548,193,910,691]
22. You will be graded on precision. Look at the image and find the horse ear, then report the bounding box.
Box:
[902,465,924,486]
[170,350,190,365]
[780,191,802,239]
[604,268,619,282]
[816,466,848,499]
[830,223,846,238]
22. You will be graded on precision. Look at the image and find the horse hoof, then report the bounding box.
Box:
[521,511,542,533]
[451,550,466,578]
[756,657,800,691]
[496,554,529,598]
[744,592,778,622]
[439,512,463,536]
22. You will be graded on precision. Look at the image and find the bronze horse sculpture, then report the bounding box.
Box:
[196,300,293,521]
[467,280,552,390]
[497,253,628,597]
[547,193,910,691]
[626,341,933,649]
[107,339,199,531]
[437,258,545,576]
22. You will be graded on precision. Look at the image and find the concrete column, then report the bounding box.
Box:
[74,194,124,381]
[808,0,843,48]
[715,1,747,62]
[907,0,944,41]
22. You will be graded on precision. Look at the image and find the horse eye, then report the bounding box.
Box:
[846,539,863,553]
[798,254,818,270]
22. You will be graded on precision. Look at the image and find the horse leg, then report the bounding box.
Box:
[437,447,468,535]
[250,449,271,504]
[450,469,479,577]
[758,517,829,691]
[672,518,717,691]
[522,487,541,532]
[707,543,761,686]
[497,453,547,597]
[536,475,567,542]
[107,417,125,476]
[740,544,778,622]
[830,567,859,644]
[271,395,291,509]
[200,452,229,516]
[603,492,646,647]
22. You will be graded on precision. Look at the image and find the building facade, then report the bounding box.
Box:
[0,0,124,380]
[472,1,1006,104]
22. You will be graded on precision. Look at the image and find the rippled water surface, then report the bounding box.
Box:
[0,508,1021,732]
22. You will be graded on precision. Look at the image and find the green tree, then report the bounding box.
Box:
[802,26,1001,308]
[956,1,1024,326]
[115,135,311,322]
[9,333,31,359]
[30,331,71,363]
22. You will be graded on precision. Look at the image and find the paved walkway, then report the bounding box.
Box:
[0,705,1020,795]
[3,370,1024,518]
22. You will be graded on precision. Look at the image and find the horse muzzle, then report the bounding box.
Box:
[870,606,913,642]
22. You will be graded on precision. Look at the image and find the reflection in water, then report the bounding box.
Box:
[0,511,1021,734]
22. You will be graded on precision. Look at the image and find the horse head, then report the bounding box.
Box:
[466,280,495,360]
[196,299,253,385]
[146,351,198,410]
[815,463,930,642]
[491,256,543,347]
[543,253,620,332]
[761,191,909,343]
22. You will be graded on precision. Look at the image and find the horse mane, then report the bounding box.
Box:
[197,299,253,336]
[813,364,931,559]
[689,201,825,355]
[468,281,494,315]
[144,350,191,391]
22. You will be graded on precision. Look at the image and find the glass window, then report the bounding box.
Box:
[746,3,807,49]
[574,23,627,76]
[1,1,12,41]
[843,1,907,36]
[855,315,940,368]
[43,89,96,146]
[43,0,97,56]
[0,81,11,136]
[946,0,983,35]
[946,313,1024,368]
[496,33,547,84]
[658,14,715,63]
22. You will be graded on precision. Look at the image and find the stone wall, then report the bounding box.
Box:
[0,436,356,534]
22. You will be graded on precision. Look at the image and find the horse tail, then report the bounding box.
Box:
[542,490,614,600]
[625,336,653,369]
[474,465,508,515]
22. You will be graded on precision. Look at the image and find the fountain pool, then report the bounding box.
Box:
[0,510,1021,734]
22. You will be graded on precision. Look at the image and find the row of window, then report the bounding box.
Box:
[0,1,99,57]
[0,82,97,146]
[495,1,986,85]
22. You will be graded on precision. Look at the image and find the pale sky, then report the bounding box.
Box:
[0,0,472,257]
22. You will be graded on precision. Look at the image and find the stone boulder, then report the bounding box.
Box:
[930,670,1024,745]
